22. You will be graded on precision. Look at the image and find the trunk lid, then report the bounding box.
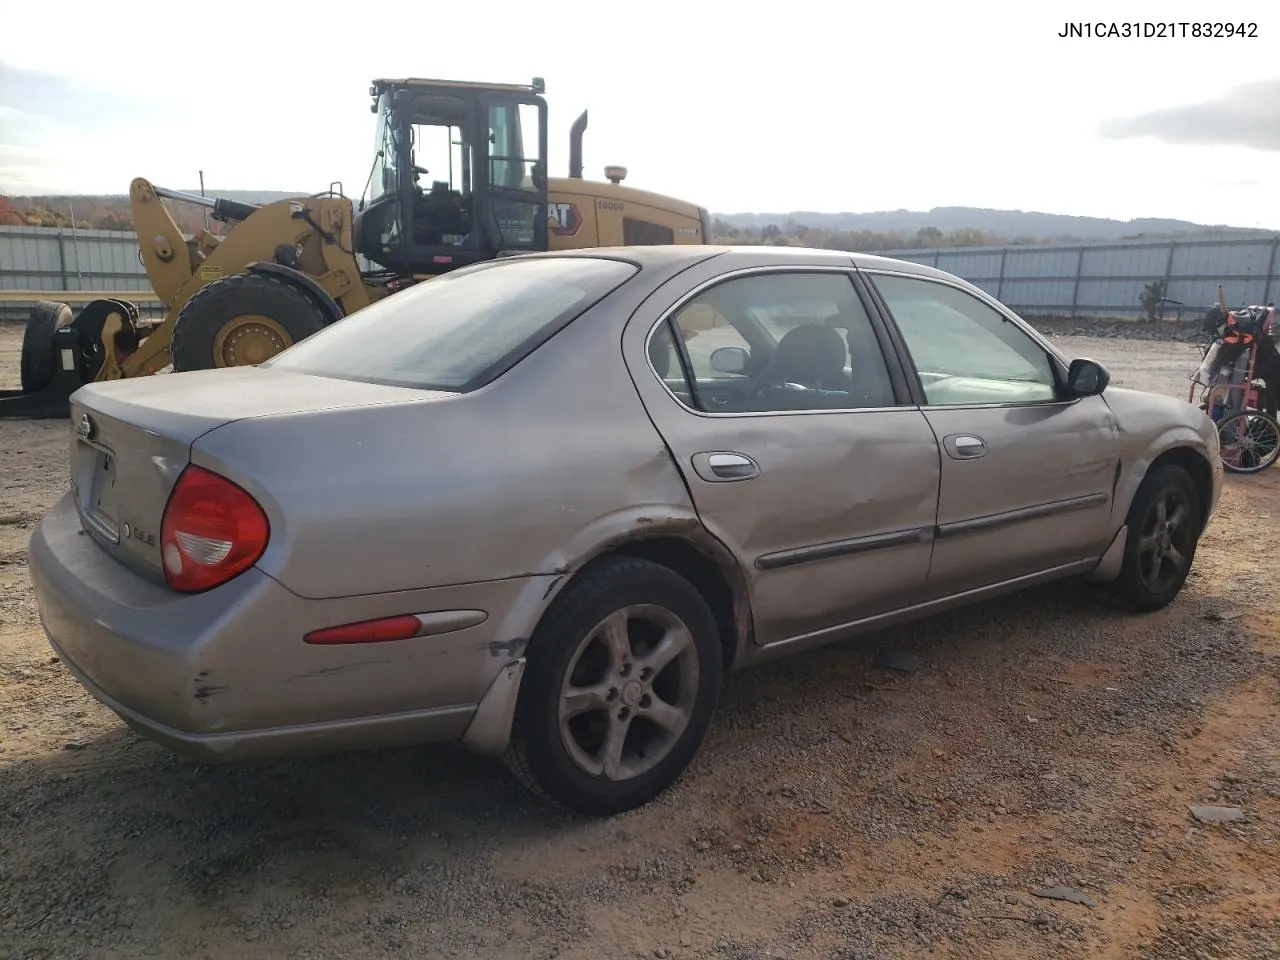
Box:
[68,367,439,583]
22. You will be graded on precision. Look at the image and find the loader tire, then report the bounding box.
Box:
[20,301,74,393]
[171,272,329,372]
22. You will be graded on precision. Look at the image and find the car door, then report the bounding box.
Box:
[863,268,1122,600]
[624,256,942,649]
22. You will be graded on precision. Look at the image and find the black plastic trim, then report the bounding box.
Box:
[756,526,935,570]
[936,493,1110,539]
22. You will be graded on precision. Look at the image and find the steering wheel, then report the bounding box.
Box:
[747,376,807,408]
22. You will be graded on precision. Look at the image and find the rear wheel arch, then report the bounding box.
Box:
[609,536,748,672]
[533,532,750,673]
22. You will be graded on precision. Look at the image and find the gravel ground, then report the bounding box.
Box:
[2,320,1278,960]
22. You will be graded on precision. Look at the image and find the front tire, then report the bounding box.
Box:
[171,272,329,372]
[505,557,724,816]
[1112,463,1203,612]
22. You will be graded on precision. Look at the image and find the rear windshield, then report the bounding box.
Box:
[263,256,639,391]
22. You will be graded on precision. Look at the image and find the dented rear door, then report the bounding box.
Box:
[622,254,942,648]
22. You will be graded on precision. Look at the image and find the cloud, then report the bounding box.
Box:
[1099,78,1280,151]
[0,62,157,193]
[0,63,142,133]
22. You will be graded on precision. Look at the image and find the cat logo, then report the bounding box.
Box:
[548,202,582,237]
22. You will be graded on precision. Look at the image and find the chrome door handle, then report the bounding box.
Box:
[693,451,760,482]
[944,434,986,460]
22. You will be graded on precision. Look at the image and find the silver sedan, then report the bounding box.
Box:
[28,245,1223,815]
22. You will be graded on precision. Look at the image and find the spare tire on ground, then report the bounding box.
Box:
[20,301,74,393]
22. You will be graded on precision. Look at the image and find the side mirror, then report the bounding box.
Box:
[710,345,749,375]
[1066,358,1110,397]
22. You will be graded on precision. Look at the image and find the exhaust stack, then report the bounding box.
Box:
[569,110,588,179]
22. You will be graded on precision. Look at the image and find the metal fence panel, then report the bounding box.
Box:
[877,233,1279,317]
[1076,278,1153,313]
[1,226,148,292]
[998,279,1076,311]
[0,230,62,283]
[931,250,1003,278]
[1167,277,1271,311]
[1081,244,1167,279]
[1004,247,1078,279]
[1171,241,1273,282]
[4,225,1279,320]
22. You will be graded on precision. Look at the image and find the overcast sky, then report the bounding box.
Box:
[0,0,1276,227]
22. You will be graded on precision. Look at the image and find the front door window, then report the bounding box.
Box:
[871,273,1059,406]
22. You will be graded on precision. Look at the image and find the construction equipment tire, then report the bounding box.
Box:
[171,272,329,372]
[20,301,73,393]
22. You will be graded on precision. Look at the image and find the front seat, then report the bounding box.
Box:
[749,325,849,410]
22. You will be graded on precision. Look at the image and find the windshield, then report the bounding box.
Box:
[263,257,638,392]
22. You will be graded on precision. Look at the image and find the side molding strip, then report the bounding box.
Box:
[756,526,934,571]
[753,493,1109,571]
[936,493,1109,540]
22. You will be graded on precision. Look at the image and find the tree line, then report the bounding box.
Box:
[0,196,229,235]
[712,217,1027,251]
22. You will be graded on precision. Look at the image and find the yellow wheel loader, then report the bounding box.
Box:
[1,76,711,419]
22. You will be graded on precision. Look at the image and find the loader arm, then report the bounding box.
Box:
[130,178,203,307]
[118,192,373,377]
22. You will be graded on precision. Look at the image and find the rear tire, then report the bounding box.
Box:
[20,300,73,392]
[505,557,723,816]
[1111,463,1203,612]
[171,272,329,372]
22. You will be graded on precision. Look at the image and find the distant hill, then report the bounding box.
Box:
[4,193,1274,249]
[716,206,1274,243]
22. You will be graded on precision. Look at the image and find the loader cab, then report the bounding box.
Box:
[355,78,549,276]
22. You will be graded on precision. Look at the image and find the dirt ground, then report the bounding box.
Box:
[2,322,1278,960]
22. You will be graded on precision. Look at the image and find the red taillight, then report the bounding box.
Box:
[304,615,424,645]
[160,465,270,593]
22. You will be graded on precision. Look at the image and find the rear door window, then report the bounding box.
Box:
[264,256,638,391]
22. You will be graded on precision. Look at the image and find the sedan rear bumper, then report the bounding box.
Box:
[45,638,476,762]
[29,492,551,762]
